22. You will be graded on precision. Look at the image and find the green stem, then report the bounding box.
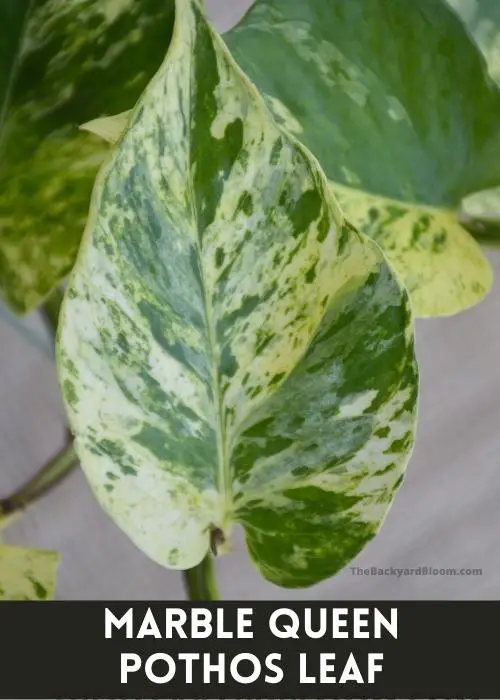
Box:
[0,443,79,518]
[183,554,219,600]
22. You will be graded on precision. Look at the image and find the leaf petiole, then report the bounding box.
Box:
[0,443,78,519]
[182,554,219,601]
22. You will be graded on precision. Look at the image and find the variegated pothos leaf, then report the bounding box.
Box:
[0,0,174,313]
[56,0,418,588]
[445,0,500,242]
[225,0,500,317]
[0,544,59,600]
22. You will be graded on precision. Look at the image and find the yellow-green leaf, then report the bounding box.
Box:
[0,0,175,313]
[0,544,59,600]
[56,0,418,588]
[333,184,493,318]
[225,0,500,317]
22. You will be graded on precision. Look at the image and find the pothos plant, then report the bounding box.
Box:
[0,0,499,600]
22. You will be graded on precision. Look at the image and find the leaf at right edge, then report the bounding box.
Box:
[56,0,418,588]
[0,544,59,600]
[445,0,500,85]
[225,0,499,317]
[445,0,500,242]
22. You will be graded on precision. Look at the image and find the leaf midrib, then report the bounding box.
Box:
[184,8,231,521]
[199,247,231,517]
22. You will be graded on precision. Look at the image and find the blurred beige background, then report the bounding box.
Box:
[2,0,500,601]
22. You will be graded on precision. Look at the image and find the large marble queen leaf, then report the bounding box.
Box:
[225,0,500,317]
[56,0,418,588]
[0,0,175,313]
[0,544,59,600]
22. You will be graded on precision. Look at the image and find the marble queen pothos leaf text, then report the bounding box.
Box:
[0,0,175,313]
[225,0,500,317]
[56,0,418,588]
